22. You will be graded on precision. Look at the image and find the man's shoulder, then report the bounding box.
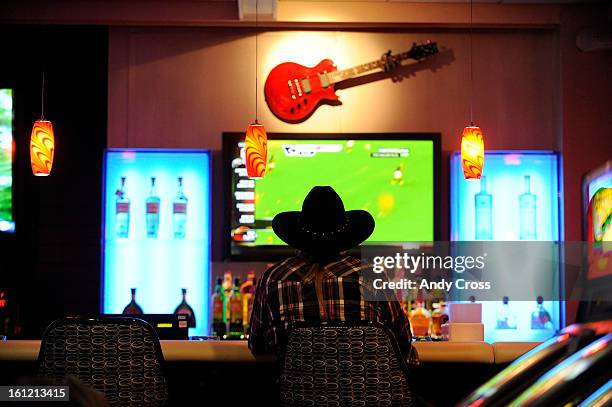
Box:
[261,255,308,282]
[261,255,368,282]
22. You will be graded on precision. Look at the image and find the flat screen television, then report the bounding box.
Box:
[578,159,612,322]
[0,89,14,233]
[223,133,440,259]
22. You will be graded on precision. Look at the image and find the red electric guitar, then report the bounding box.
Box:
[264,42,438,123]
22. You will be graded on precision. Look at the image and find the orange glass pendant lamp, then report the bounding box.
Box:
[461,125,485,180]
[244,0,268,179]
[30,119,55,176]
[245,122,268,179]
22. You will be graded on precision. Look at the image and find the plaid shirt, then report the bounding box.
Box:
[248,254,418,364]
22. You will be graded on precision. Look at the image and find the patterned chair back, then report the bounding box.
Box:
[38,317,169,407]
[280,321,413,407]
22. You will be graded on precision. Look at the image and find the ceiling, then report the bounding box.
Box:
[277,0,604,3]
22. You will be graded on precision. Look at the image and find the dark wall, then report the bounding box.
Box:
[0,25,108,337]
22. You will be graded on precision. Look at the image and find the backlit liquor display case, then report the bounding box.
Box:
[102,149,211,336]
[451,151,563,342]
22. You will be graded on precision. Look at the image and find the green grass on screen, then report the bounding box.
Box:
[252,139,434,245]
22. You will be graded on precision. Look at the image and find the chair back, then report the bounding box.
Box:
[280,321,413,407]
[38,317,169,407]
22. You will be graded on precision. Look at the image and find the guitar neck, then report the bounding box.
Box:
[327,50,416,84]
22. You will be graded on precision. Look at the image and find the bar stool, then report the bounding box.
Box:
[38,317,169,407]
[279,321,413,407]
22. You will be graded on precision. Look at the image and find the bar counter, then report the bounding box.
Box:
[0,339,539,364]
[0,340,541,405]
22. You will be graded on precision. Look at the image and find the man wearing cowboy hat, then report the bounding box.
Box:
[248,186,417,364]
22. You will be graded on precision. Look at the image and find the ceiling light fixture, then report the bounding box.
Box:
[245,0,268,179]
[461,0,485,181]
[30,70,55,177]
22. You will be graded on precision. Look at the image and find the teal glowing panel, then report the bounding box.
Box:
[451,151,560,242]
[103,149,211,336]
[450,151,563,343]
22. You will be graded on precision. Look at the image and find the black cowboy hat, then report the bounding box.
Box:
[272,186,375,254]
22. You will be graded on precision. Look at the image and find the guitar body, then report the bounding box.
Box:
[264,59,339,123]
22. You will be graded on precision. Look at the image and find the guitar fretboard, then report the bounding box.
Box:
[327,50,416,84]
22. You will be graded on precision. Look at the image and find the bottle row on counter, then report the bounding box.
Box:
[120,279,553,340]
[211,271,257,340]
[123,287,197,327]
[401,290,554,341]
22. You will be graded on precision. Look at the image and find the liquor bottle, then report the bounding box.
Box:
[531,296,553,329]
[145,177,161,238]
[246,277,257,330]
[122,288,143,315]
[242,277,257,335]
[495,296,517,329]
[401,284,415,317]
[241,271,256,329]
[409,290,431,339]
[229,278,244,339]
[115,177,130,238]
[428,298,438,314]
[173,177,188,239]
[410,301,431,339]
[174,288,196,328]
[440,300,450,323]
[519,175,537,240]
[475,176,493,240]
[211,278,226,338]
[222,271,233,293]
[431,300,450,340]
[430,302,441,339]
[221,271,233,319]
[401,297,410,317]
[428,287,444,311]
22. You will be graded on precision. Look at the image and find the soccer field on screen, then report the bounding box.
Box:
[252,139,434,245]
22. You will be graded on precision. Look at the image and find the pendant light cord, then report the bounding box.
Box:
[41,26,47,120]
[255,0,259,124]
[41,71,45,120]
[469,0,474,126]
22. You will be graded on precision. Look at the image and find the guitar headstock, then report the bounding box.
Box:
[407,41,439,60]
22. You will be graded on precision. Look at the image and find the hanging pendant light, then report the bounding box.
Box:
[245,0,268,179]
[30,119,55,176]
[245,122,267,178]
[30,71,55,176]
[460,0,485,180]
[461,126,484,180]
